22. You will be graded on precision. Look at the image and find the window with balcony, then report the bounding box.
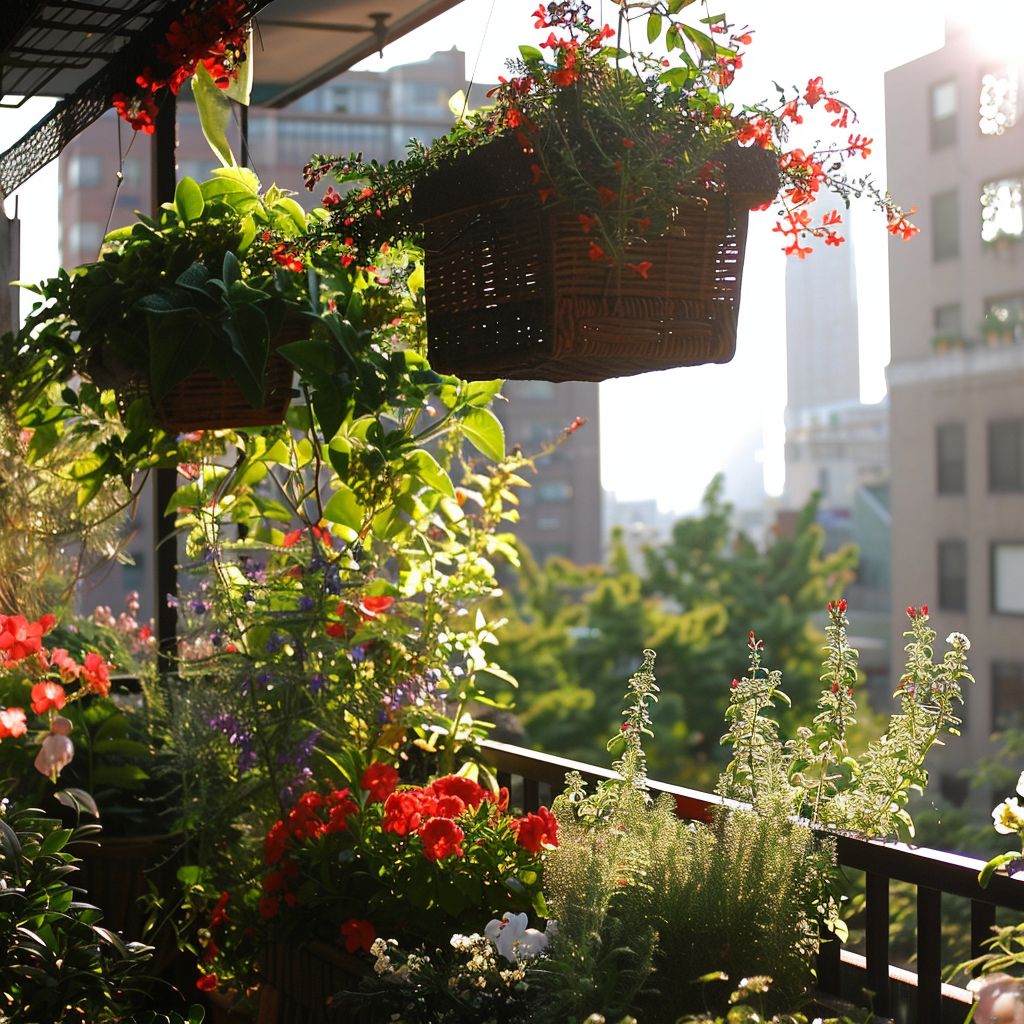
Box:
[989,419,1024,492]
[993,661,1024,730]
[930,79,957,148]
[68,154,102,188]
[933,303,964,350]
[983,294,1024,344]
[937,539,967,611]
[936,422,966,494]
[979,66,1019,136]
[992,541,1024,613]
[932,189,960,260]
[981,177,1024,243]
[537,480,574,502]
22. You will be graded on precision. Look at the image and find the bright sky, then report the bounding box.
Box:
[2,1,949,514]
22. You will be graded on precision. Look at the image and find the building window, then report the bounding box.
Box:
[936,422,966,494]
[992,542,1024,614]
[931,79,958,148]
[938,539,967,611]
[330,85,385,116]
[537,516,562,530]
[68,154,103,188]
[537,480,574,502]
[510,381,556,400]
[993,661,1024,730]
[989,419,1024,492]
[980,67,1019,136]
[933,303,963,349]
[984,295,1024,344]
[932,189,960,260]
[981,177,1024,243]
[67,221,104,256]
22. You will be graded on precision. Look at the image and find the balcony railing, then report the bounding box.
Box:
[482,739,1024,1024]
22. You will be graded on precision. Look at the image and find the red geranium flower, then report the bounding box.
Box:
[418,817,465,861]
[81,652,112,696]
[382,790,426,836]
[359,595,394,619]
[360,762,400,803]
[511,806,559,853]
[31,681,66,715]
[209,891,230,928]
[429,775,488,809]
[196,973,218,992]
[340,918,377,954]
[258,895,280,919]
[0,707,27,739]
[0,613,54,665]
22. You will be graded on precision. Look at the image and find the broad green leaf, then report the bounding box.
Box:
[192,61,236,168]
[323,482,364,535]
[174,177,205,223]
[647,12,663,43]
[406,449,454,497]
[460,407,505,462]
[519,45,543,65]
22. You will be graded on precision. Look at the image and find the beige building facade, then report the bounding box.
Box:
[886,20,1024,801]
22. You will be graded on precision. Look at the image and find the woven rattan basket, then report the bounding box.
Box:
[413,136,778,382]
[94,318,304,433]
[156,317,305,432]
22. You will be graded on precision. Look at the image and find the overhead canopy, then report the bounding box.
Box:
[0,0,464,197]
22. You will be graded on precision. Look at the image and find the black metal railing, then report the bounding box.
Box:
[483,739,1024,1024]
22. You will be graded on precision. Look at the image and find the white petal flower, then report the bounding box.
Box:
[946,632,971,650]
[1017,772,1024,799]
[484,912,548,963]
[993,797,1024,835]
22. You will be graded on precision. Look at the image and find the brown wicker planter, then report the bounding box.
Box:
[413,136,778,382]
[257,940,371,1024]
[91,318,304,433]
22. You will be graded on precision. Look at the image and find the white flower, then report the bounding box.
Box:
[484,912,548,963]
[993,797,1024,835]
[946,632,971,650]
[1017,773,1024,799]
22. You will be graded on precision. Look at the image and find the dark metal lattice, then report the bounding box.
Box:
[0,0,271,198]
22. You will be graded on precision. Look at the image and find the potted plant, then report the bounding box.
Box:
[15,168,341,433]
[305,0,918,382]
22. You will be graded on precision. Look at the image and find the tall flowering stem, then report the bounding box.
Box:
[611,648,659,793]
[717,631,790,810]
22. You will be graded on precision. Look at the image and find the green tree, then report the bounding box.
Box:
[494,476,857,786]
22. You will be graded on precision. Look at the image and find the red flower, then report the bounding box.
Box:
[0,613,54,665]
[511,806,559,852]
[325,622,346,638]
[359,595,394,619]
[0,707,27,739]
[730,678,739,690]
[340,918,377,954]
[49,648,80,681]
[781,100,803,125]
[272,244,304,273]
[847,134,873,159]
[596,186,618,207]
[537,187,556,205]
[325,788,359,833]
[382,790,426,836]
[589,24,616,48]
[209,891,230,928]
[588,241,607,262]
[258,895,280,919]
[803,76,827,107]
[532,4,549,29]
[429,775,488,809]
[111,91,159,134]
[196,973,218,992]
[81,652,112,696]
[31,682,66,715]
[626,261,653,279]
[282,529,302,547]
[265,820,289,865]
[418,817,465,861]
[433,794,466,818]
[361,762,400,803]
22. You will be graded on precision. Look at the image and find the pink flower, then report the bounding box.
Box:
[0,707,27,739]
[34,731,74,779]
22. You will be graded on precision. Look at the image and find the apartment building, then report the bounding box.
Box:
[885,18,1024,801]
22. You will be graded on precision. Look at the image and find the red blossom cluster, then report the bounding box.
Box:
[195,891,231,992]
[112,0,248,133]
[324,593,396,639]
[0,613,115,743]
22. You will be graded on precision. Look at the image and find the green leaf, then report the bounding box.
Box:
[323,482,365,536]
[173,177,205,223]
[460,407,505,462]
[518,45,543,65]
[406,449,454,498]
[647,12,663,43]
[192,61,236,168]
[55,788,100,819]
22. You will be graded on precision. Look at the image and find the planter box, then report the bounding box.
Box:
[257,941,371,1024]
[413,135,778,382]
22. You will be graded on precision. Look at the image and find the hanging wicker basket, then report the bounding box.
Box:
[412,136,778,382]
[91,318,304,433]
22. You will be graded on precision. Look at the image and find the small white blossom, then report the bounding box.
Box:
[993,797,1024,835]
[1016,772,1024,799]
[946,631,971,650]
